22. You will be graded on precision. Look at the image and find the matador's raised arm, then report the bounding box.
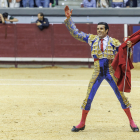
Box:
[64,6,89,43]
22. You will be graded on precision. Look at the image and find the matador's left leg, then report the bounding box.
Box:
[105,60,139,132]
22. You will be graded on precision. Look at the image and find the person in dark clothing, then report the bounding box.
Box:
[36,13,49,31]
[126,0,137,7]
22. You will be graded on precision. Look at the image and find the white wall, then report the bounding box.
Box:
[13,16,140,24]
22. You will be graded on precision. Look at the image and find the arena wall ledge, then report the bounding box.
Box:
[0,8,140,16]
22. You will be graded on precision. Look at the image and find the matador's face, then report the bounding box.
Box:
[97,25,108,39]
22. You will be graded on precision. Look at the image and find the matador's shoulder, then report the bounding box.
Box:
[88,34,98,46]
[111,38,121,47]
[89,34,97,40]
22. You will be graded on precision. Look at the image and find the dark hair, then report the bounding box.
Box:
[98,22,109,34]
[3,12,8,19]
[38,12,44,19]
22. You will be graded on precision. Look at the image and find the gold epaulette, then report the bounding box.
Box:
[89,34,97,40]
[112,38,121,47]
[88,34,97,46]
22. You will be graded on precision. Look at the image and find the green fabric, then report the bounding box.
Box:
[52,0,56,7]
[9,16,14,20]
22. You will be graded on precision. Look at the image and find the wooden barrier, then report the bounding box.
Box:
[0,23,126,67]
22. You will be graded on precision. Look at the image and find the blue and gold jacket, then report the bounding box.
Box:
[64,17,121,60]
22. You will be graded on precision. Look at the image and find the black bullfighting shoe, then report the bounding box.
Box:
[71,125,85,132]
[130,125,139,132]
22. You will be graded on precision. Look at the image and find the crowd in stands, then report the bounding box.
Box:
[81,0,139,8]
[0,0,58,8]
[0,0,139,31]
[0,0,139,8]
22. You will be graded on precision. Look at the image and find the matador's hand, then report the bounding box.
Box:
[127,41,132,48]
[64,5,73,19]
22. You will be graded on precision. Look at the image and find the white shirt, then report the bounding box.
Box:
[0,0,8,7]
[5,15,11,24]
[99,35,109,51]
[9,0,20,8]
[98,0,109,8]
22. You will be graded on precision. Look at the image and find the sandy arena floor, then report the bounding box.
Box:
[0,66,140,140]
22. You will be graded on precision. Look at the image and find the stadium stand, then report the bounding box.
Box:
[57,0,82,8]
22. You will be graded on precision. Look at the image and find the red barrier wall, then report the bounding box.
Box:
[53,24,90,58]
[0,24,16,57]
[16,24,53,57]
[0,23,124,60]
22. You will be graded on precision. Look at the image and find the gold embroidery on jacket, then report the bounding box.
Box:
[88,34,97,46]
[64,18,88,43]
[91,37,121,59]
[112,38,121,47]
[81,61,100,110]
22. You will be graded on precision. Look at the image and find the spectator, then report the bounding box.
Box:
[36,12,49,30]
[36,0,49,7]
[3,12,18,24]
[22,0,34,7]
[111,0,124,7]
[81,0,97,8]
[0,13,5,24]
[0,0,8,7]
[97,0,109,7]
[126,0,137,7]
[9,0,21,7]
[50,0,55,7]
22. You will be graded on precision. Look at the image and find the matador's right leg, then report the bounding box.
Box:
[106,61,139,132]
